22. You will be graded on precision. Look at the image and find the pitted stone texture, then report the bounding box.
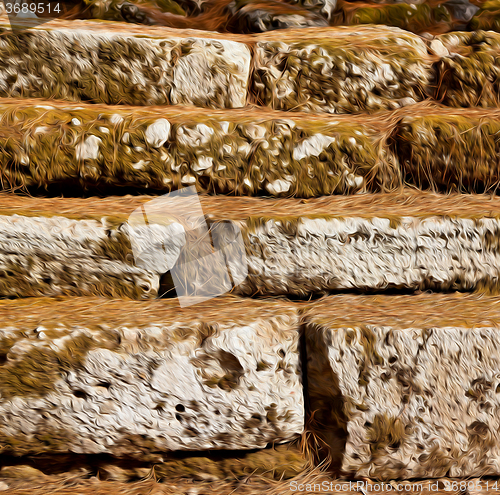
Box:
[0,297,303,456]
[237,216,500,296]
[0,25,250,108]
[253,26,431,114]
[0,214,159,299]
[0,194,499,299]
[0,100,395,196]
[304,294,500,478]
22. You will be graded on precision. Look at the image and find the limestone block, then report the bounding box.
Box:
[0,100,396,196]
[237,215,500,296]
[0,213,159,299]
[435,31,500,108]
[0,22,251,108]
[252,26,432,114]
[304,294,500,478]
[0,297,303,456]
[0,192,499,299]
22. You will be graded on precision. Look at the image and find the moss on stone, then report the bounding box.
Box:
[342,3,451,33]
[0,26,249,108]
[393,112,500,192]
[252,26,431,114]
[0,331,118,399]
[435,31,500,108]
[0,103,397,196]
[367,414,407,459]
[469,0,500,31]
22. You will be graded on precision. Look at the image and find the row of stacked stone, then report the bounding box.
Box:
[0,0,493,35]
[1,5,500,485]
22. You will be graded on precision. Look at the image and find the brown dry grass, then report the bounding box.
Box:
[0,16,434,44]
[0,12,249,41]
[0,97,424,126]
[3,475,500,494]
[0,294,298,327]
[0,471,326,495]
[303,292,500,328]
[0,188,498,223]
[0,291,498,336]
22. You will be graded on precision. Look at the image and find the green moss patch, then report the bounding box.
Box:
[393,111,500,192]
[341,3,451,34]
[0,25,249,108]
[470,0,500,31]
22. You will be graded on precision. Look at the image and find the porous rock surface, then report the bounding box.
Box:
[304,294,500,478]
[0,297,303,456]
[0,22,251,108]
[252,26,432,114]
[5,101,500,195]
[0,192,499,299]
[0,100,397,196]
[0,213,160,299]
[237,215,500,296]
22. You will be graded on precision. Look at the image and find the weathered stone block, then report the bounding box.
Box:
[392,108,500,192]
[0,213,159,299]
[0,99,397,196]
[304,294,500,478]
[0,21,251,108]
[0,192,499,299]
[252,26,432,114]
[434,31,500,108]
[0,297,303,456]
[237,215,500,296]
